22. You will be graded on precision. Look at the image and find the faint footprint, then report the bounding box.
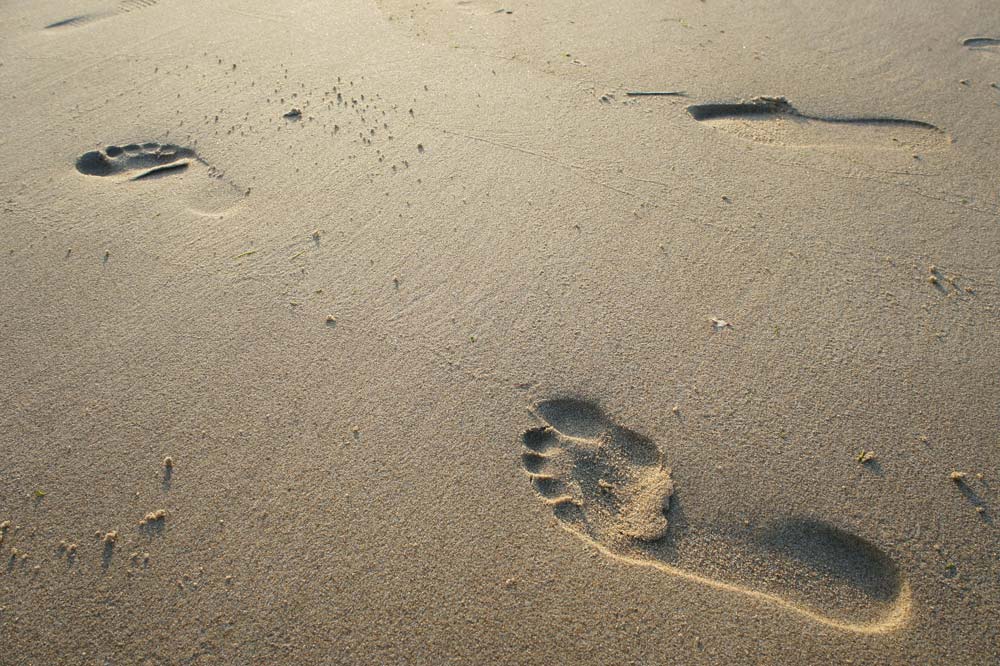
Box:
[45,0,158,30]
[520,398,911,633]
[687,96,948,152]
[76,142,242,213]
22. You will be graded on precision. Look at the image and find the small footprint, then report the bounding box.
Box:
[75,142,242,213]
[520,398,911,633]
[45,0,158,30]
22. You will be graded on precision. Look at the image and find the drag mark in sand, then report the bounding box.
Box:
[520,398,911,633]
[687,96,947,151]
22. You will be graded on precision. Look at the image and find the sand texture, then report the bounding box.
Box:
[1,0,999,663]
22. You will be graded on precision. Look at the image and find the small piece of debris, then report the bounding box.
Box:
[283,108,303,120]
[625,91,686,97]
[950,471,967,483]
[710,318,731,331]
[857,450,877,464]
[139,509,167,526]
[163,456,173,468]
[103,531,118,544]
[326,314,337,324]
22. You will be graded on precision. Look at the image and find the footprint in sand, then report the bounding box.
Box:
[75,142,242,214]
[687,96,948,153]
[520,398,911,633]
[76,142,200,180]
[45,0,159,30]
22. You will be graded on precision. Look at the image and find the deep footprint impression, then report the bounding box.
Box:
[520,398,910,633]
[75,142,242,214]
[76,142,200,180]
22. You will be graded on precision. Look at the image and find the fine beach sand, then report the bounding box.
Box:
[1,0,999,663]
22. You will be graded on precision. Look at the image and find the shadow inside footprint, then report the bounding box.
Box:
[519,398,910,633]
[44,0,160,30]
[45,15,100,29]
[752,519,903,605]
[963,37,1000,49]
[535,398,609,440]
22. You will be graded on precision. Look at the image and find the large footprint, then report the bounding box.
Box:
[75,141,243,214]
[686,96,948,153]
[520,399,911,633]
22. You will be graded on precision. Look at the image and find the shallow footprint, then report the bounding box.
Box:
[520,398,910,633]
[45,0,159,30]
[75,142,242,214]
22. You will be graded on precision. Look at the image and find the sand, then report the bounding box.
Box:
[1,0,999,663]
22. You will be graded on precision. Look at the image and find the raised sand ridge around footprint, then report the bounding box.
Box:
[520,398,911,633]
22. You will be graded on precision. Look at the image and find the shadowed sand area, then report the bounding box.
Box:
[1,0,999,664]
